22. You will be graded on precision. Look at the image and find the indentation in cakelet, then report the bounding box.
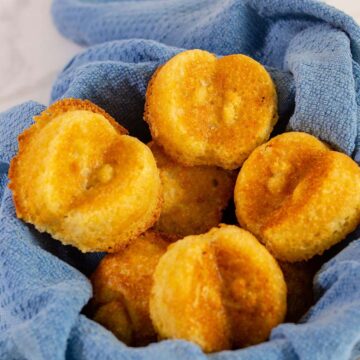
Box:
[87,164,114,188]
[149,142,236,237]
[9,99,162,252]
[221,90,243,126]
[235,132,360,262]
[150,225,286,352]
[145,49,278,169]
[266,160,294,195]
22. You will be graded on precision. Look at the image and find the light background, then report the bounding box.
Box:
[0,0,359,112]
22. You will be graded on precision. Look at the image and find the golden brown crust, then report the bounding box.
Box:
[9,98,162,252]
[33,98,128,134]
[90,231,169,346]
[235,132,360,262]
[144,49,278,170]
[150,225,287,352]
[149,141,236,237]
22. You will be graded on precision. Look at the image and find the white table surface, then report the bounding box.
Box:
[0,0,359,113]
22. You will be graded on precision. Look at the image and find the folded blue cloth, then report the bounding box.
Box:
[1,0,360,359]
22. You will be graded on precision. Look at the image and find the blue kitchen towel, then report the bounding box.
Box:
[1,0,360,359]
[51,0,360,159]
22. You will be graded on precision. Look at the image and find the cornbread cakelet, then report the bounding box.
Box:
[90,231,169,346]
[235,132,360,262]
[150,225,286,352]
[144,49,278,170]
[9,98,162,252]
[149,142,236,237]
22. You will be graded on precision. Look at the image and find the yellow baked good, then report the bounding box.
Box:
[90,231,169,346]
[235,132,360,262]
[9,99,162,252]
[144,49,278,170]
[93,301,133,344]
[149,142,235,237]
[150,225,286,352]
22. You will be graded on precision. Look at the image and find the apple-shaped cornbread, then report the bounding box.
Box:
[91,231,169,346]
[149,142,235,237]
[9,99,162,252]
[150,225,286,352]
[144,49,278,170]
[235,132,360,262]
